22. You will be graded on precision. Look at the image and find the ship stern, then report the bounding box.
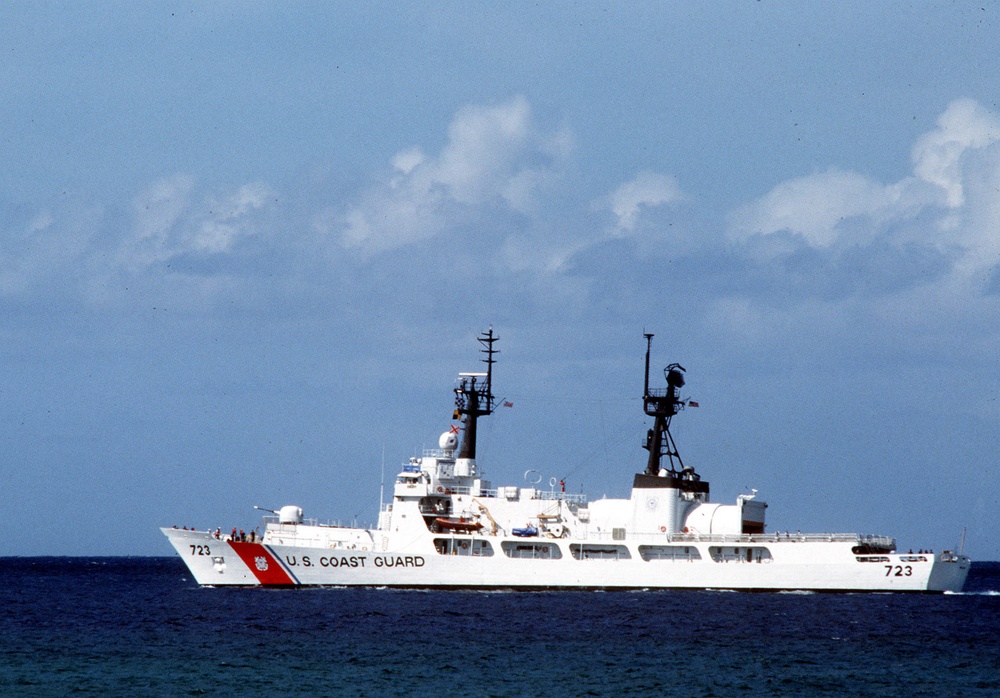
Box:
[926,551,972,592]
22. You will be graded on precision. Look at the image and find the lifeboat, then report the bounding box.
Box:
[434,517,483,533]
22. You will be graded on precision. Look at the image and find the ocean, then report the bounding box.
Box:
[2,557,998,697]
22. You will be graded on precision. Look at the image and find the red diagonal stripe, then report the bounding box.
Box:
[228,542,296,585]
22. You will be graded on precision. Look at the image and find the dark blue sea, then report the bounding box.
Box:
[2,558,998,697]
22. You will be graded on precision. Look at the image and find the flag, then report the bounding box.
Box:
[688,400,699,407]
[503,401,514,408]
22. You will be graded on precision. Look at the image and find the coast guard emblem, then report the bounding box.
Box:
[254,556,269,571]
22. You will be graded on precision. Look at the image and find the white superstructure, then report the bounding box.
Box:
[163,329,970,592]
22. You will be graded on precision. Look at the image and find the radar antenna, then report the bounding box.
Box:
[453,327,499,460]
[642,333,687,476]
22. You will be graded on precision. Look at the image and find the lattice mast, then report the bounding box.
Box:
[642,333,687,476]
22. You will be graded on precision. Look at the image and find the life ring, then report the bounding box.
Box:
[460,541,468,549]
[659,525,666,533]
[437,486,443,493]
[542,546,549,554]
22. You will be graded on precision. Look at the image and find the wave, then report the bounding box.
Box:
[945,589,1000,596]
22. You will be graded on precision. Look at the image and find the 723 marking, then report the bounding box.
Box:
[885,564,912,577]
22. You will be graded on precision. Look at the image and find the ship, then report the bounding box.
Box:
[163,329,971,592]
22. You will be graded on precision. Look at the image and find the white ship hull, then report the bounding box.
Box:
[163,527,970,592]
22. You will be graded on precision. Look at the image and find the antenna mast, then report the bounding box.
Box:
[642,333,686,476]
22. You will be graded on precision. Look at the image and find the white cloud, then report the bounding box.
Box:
[339,186,445,254]
[434,96,535,206]
[912,98,1000,208]
[703,99,1000,369]
[391,147,425,175]
[0,177,278,306]
[332,97,694,278]
[604,170,684,235]
[730,169,907,248]
[192,183,275,254]
[498,168,686,275]
[962,146,1000,267]
[9,97,999,319]
[335,96,571,257]
[123,176,276,268]
[728,98,1000,278]
[130,174,195,264]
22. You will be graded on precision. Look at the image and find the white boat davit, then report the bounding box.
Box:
[163,329,971,592]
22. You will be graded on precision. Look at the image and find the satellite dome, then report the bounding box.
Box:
[439,431,459,450]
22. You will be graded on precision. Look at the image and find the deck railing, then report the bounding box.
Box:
[574,530,895,546]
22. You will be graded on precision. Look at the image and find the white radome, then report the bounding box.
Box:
[439,432,458,451]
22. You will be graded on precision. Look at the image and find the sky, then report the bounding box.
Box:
[2,1,999,559]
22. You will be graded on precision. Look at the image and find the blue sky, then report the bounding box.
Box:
[2,1,999,558]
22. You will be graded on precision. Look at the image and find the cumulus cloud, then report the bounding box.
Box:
[603,170,684,235]
[123,176,276,269]
[127,174,195,266]
[728,98,1000,286]
[912,98,1000,208]
[435,96,536,206]
[8,96,999,320]
[327,96,693,282]
[331,96,572,257]
[731,169,913,248]
[0,176,280,307]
